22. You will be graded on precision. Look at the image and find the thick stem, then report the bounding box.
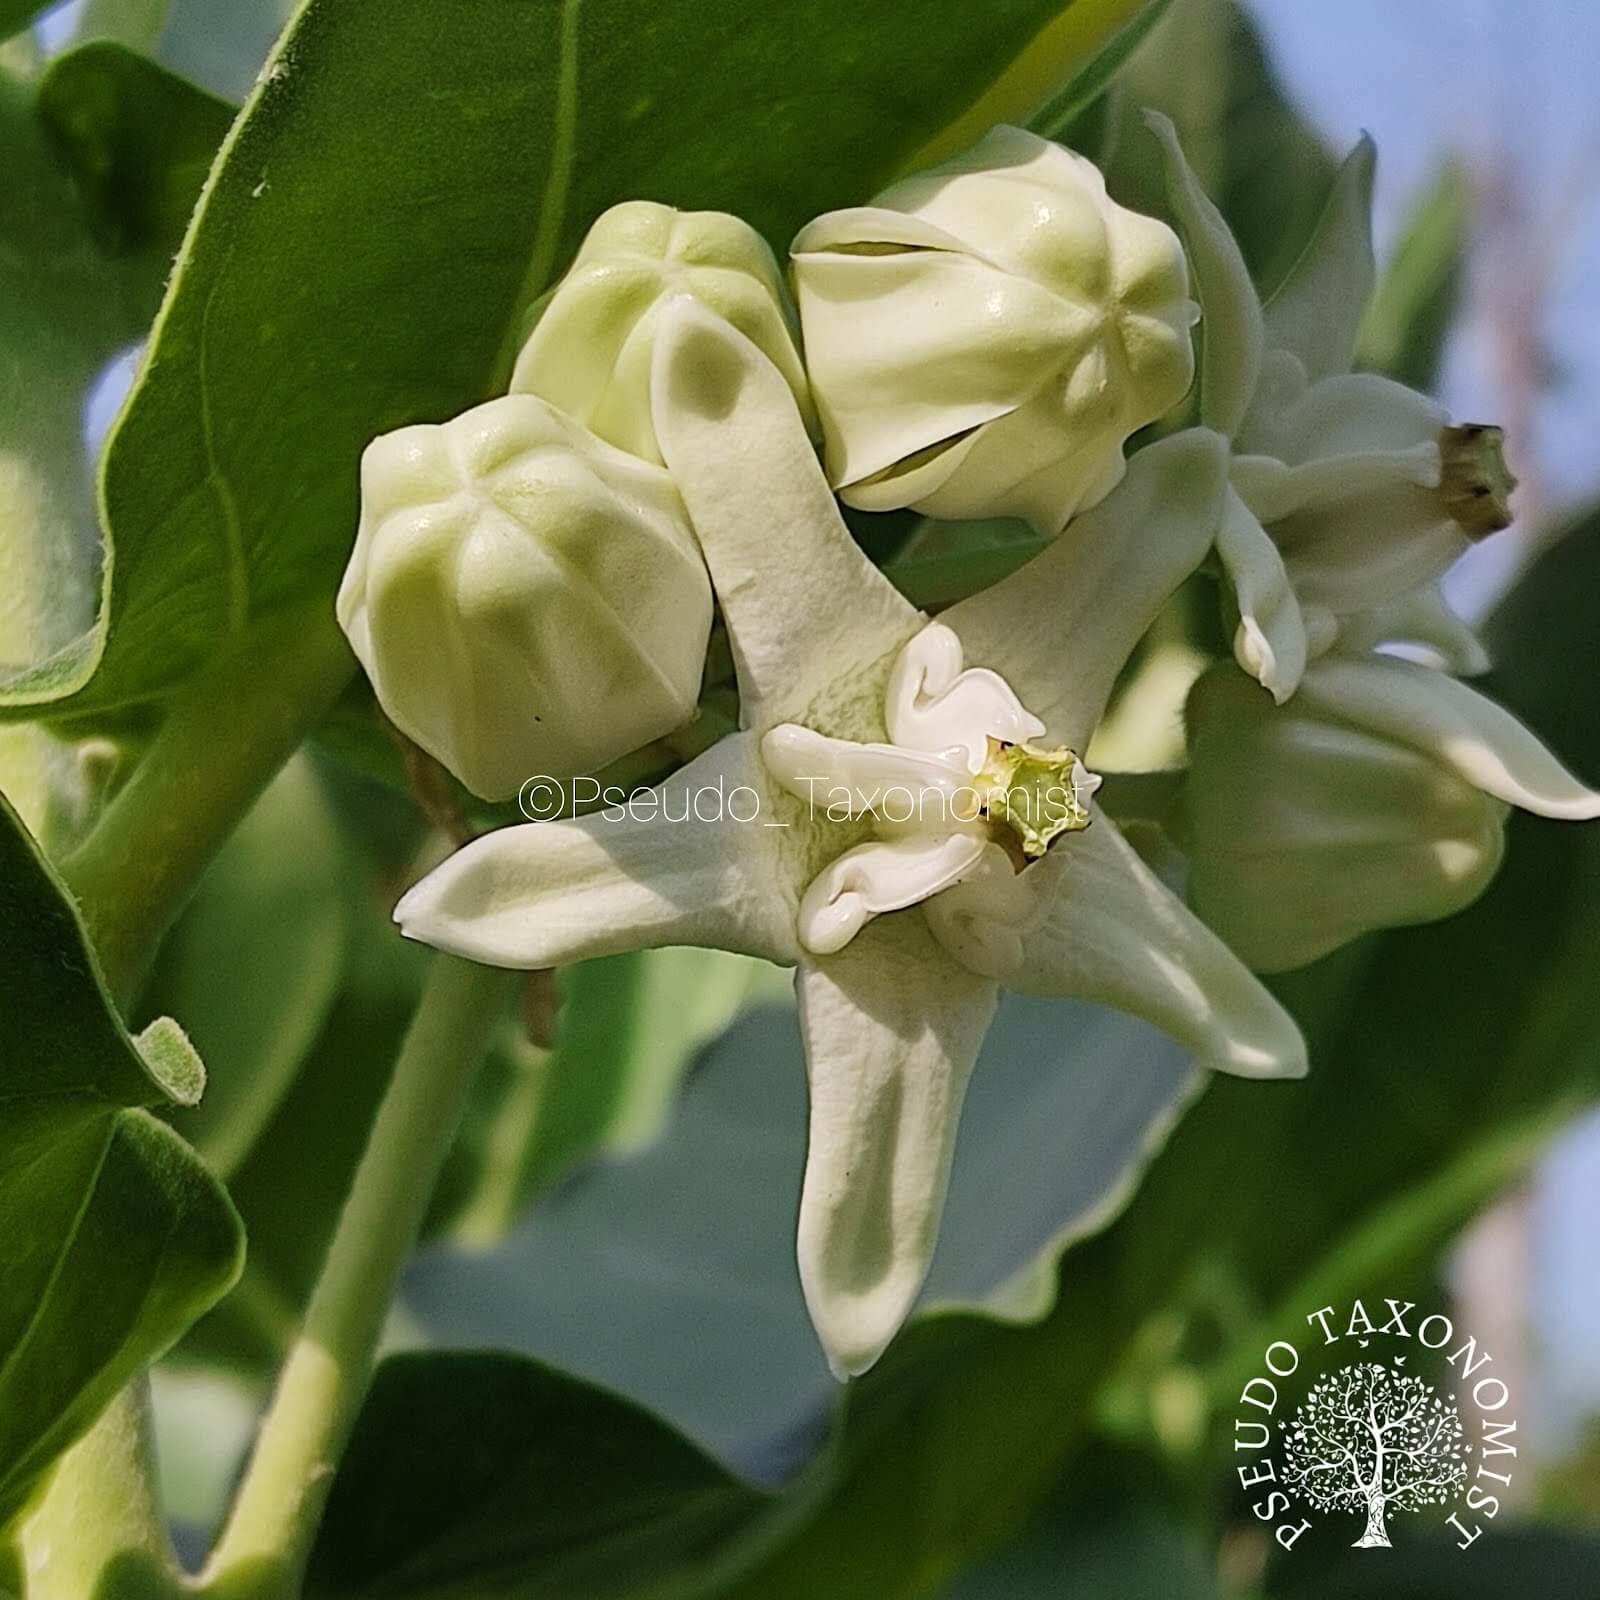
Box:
[199,954,513,1600]
[16,1382,183,1599]
[59,610,354,1008]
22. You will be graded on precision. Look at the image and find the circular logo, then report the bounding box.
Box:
[1232,1297,1517,1555]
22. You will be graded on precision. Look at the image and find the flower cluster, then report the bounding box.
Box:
[1141,114,1600,970]
[338,120,1596,1376]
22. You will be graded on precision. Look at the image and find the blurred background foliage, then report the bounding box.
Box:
[3,0,1598,1594]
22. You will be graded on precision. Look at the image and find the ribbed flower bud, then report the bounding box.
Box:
[510,200,812,462]
[1184,662,1505,972]
[337,394,712,799]
[791,125,1197,533]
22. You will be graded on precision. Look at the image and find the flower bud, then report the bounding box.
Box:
[791,125,1197,533]
[1184,662,1504,972]
[510,200,813,462]
[337,394,712,799]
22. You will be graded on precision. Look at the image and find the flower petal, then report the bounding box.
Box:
[651,297,923,729]
[1294,655,1600,820]
[795,918,998,1376]
[1010,817,1307,1079]
[1334,587,1490,677]
[1261,137,1377,384]
[790,237,1089,492]
[394,734,802,966]
[1216,483,1307,702]
[1145,111,1263,437]
[1237,369,1446,471]
[942,428,1229,750]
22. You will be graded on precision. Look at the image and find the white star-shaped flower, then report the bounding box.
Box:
[1148,114,1505,700]
[395,300,1305,1377]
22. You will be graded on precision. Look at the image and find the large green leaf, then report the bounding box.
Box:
[1029,0,1173,139]
[305,1352,770,1600]
[28,0,1111,724]
[0,0,41,38]
[0,790,243,1532]
[938,1448,1218,1599]
[0,48,230,712]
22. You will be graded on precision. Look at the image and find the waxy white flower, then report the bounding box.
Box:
[511,200,813,464]
[395,300,1305,1378]
[336,394,711,800]
[791,125,1197,534]
[1147,114,1513,701]
[1186,655,1600,970]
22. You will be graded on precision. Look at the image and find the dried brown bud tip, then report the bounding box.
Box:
[1439,424,1517,540]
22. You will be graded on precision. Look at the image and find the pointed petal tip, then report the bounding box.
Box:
[1203,1033,1310,1082]
[1536,788,1600,823]
[801,1269,916,1381]
[1140,106,1177,141]
[1233,619,1298,705]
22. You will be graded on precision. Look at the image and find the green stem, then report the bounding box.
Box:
[200,955,514,1600]
[59,611,353,1008]
[16,1382,183,1600]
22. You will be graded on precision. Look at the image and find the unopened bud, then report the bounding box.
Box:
[791,125,1197,534]
[1184,663,1504,972]
[337,395,712,800]
[510,200,812,462]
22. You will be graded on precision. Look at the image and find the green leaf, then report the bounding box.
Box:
[0,787,198,1108]
[0,0,42,38]
[137,754,351,1177]
[1356,160,1471,390]
[939,1447,1217,1599]
[0,789,243,1533]
[1029,0,1174,139]
[304,1351,770,1600]
[34,0,1093,724]
[0,47,230,713]
[36,41,233,258]
[1270,1528,1600,1600]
